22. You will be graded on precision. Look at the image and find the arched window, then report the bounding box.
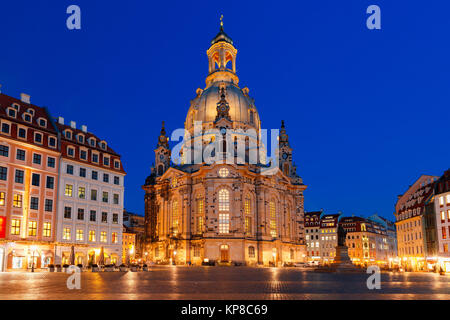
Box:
[269,201,277,238]
[218,189,229,211]
[248,246,255,258]
[171,200,179,236]
[244,195,252,235]
[196,196,204,234]
[157,164,164,176]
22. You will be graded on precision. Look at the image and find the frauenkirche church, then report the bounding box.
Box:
[143,20,307,266]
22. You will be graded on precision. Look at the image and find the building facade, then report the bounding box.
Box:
[304,211,321,262]
[54,117,125,266]
[395,175,438,271]
[0,93,60,271]
[319,214,340,264]
[123,210,145,259]
[143,24,307,267]
[435,169,450,257]
[122,226,136,264]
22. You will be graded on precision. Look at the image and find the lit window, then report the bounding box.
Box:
[248,246,255,258]
[0,192,5,206]
[440,196,444,206]
[43,222,51,237]
[197,216,203,234]
[28,221,37,236]
[112,232,118,244]
[89,230,96,242]
[218,189,229,211]
[63,228,71,240]
[172,200,179,235]
[245,216,252,235]
[76,229,84,241]
[100,231,107,243]
[11,219,21,235]
[218,167,229,178]
[270,201,277,237]
[13,194,22,208]
[219,213,230,234]
[65,184,73,197]
[78,187,85,199]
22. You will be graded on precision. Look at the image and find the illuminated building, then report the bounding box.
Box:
[0,92,60,271]
[319,214,340,263]
[122,226,136,263]
[395,175,438,271]
[304,211,322,262]
[143,21,307,266]
[123,210,145,259]
[434,169,450,266]
[54,118,125,266]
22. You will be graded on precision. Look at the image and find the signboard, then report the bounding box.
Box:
[0,216,6,238]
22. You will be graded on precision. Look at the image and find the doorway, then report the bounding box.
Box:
[220,245,229,262]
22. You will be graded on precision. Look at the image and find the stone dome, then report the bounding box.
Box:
[185,81,261,132]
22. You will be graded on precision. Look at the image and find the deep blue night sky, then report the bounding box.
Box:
[1,1,449,220]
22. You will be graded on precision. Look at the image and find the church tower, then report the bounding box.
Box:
[155,121,170,176]
[279,120,293,176]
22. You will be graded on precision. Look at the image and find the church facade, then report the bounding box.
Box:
[143,23,307,266]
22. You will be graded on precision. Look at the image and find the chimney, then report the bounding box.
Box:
[70,121,76,129]
[58,117,64,125]
[81,125,87,133]
[20,93,30,104]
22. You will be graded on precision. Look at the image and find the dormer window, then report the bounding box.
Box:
[100,141,107,150]
[38,118,47,128]
[26,108,35,116]
[114,160,120,169]
[77,134,84,143]
[12,103,20,111]
[23,113,32,123]
[7,108,16,118]
[89,138,96,147]
[65,130,72,139]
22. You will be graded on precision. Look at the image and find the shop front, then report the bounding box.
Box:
[6,243,54,271]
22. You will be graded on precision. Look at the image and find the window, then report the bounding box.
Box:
[77,208,85,220]
[16,149,25,160]
[30,197,39,210]
[0,167,7,180]
[77,135,84,143]
[218,189,230,211]
[114,161,120,169]
[219,213,230,234]
[103,173,109,183]
[112,232,118,244]
[64,207,72,219]
[28,221,37,236]
[443,227,447,240]
[113,194,119,205]
[48,136,56,147]
[13,194,22,208]
[92,171,98,180]
[78,187,85,199]
[31,173,40,186]
[43,222,51,237]
[102,212,108,223]
[248,246,255,258]
[100,231,107,243]
[63,228,71,240]
[15,170,24,183]
[18,128,26,139]
[197,216,203,233]
[10,219,20,235]
[65,184,73,197]
[76,229,84,241]
[91,189,97,201]
[92,154,99,163]
[0,192,5,206]
[193,246,200,257]
[44,199,53,212]
[23,114,32,122]
[7,108,16,118]
[1,123,10,134]
[66,164,74,175]
[101,142,106,150]
[103,157,110,166]
[65,131,72,139]
[270,201,277,238]
[67,147,74,157]
[89,230,96,242]
[34,132,42,144]
[89,138,96,147]
[245,216,252,235]
[46,176,54,189]
[171,200,179,235]
[33,153,41,165]
[112,213,119,224]
[218,167,229,178]
[0,145,9,157]
[114,176,120,185]
[47,157,55,168]
[102,192,108,203]
[79,168,86,177]
[80,150,87,160]
[90,210,96,222]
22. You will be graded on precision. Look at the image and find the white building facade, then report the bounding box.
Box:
[435,170,450,257]
[55,119,125,266]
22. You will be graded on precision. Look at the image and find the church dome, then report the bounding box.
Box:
[185,82,261,132]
